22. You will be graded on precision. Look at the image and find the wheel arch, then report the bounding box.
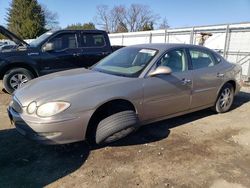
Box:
[85,98,137,142]
[0,63,38,79]
[217,79,236,96]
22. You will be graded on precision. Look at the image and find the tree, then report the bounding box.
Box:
[125,4,158,32]
[66,22,96,30]
[6,0,46,39]
[116,22,128,33]
[0,34,6,40]
[95,4,159,33]
[41,4,59,30]
[95,5,110,32]
[141,22,154,31]
[82,22,96,30]
[159,17,169,29]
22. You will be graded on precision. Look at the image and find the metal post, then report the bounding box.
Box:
[223,25,230,58]
[164,29,167,43]
[121,35,124,46]
[190,27,194,44]
[149,33,152,43]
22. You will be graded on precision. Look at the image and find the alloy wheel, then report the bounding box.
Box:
[10,74,29,89]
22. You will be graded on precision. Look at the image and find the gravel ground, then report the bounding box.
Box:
[0,81,250,188]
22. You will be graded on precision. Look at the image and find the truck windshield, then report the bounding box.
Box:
[29,31,55,47]
[93,47,157,77]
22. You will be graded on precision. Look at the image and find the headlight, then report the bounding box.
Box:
[27,101,37,114]
[36,102,70,117]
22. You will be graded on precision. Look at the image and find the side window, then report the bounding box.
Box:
[189,49,217,69]
[157,49,187,73]
[81,34,105,47]
[48,33,77,51]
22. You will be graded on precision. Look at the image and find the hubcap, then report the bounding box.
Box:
[10,74,29,89]
[219,88,233,110]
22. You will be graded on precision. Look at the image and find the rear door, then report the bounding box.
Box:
[143,48,192,121]
[78,32,112,68]
[188,48,224,109]
[39,31,81,75]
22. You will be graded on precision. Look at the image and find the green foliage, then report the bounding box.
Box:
[0,34,6,40]
[6,0,46,39]
[66,22,96,30]
[141,22,154,31]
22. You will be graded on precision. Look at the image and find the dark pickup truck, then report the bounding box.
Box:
[0,26,121,93]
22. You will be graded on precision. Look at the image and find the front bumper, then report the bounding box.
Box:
[7,106,92,145]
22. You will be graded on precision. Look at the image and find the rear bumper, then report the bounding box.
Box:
[7,106,92,145]
[235,80,242,95]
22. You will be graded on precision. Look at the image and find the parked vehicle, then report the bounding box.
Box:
[0,25,120,93]
[0,41,8,46]
[0,44,16,51]
[8,44,242,145]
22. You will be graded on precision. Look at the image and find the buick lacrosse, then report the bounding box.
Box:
[8,44,242,145]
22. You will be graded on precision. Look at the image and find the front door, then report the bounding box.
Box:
[143,49,192,121]
[39,32,81,75]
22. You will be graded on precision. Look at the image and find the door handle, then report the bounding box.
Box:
[73,53,81,57]
[181,78,192,85]
[217,73,224,78]
[102,52,110,55]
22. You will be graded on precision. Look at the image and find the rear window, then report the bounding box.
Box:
[189,49,217,70]
[81,34,105,47]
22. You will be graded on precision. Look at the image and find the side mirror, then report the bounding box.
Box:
[148,66,172,77]
[43,42,55,52]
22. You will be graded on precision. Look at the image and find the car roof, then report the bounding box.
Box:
[129,43,212,52]
[55,29,107,34]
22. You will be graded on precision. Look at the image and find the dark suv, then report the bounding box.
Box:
[0,26,117,93]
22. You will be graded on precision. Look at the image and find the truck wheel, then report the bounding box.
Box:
[3,68,34,94]
[213,83,234,113]
[95,110,138,145]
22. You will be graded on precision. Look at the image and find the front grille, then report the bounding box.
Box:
[11,97,23,113]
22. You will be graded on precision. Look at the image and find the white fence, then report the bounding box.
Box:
[109,22,250,79]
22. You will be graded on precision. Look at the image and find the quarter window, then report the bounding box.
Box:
[157,49,187,73]
[189,50,217,69]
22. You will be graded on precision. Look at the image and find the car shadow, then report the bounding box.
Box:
[231,91,250,109]
[109,90,250,147]
[109,109,214,148]
[0,128,90,187]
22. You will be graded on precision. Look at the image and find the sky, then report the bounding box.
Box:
[0,0,250,29]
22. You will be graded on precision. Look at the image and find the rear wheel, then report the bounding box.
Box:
[213,83,234,113]
[95,110,138,145]
[3,68,34,94]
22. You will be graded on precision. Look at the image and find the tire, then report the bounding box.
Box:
[3,68,34,94]
[95,110,138,145]
[213,83,234,113]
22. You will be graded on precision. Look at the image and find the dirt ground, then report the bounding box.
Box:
[0,81,250,188]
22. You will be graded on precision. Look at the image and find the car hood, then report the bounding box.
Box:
[15,68,127,106]
[0,25,29,47]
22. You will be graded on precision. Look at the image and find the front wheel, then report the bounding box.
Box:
[95,110,139,145]
[3,68,34,94]
[213,83,234,113]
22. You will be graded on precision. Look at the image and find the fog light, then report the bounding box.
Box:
[37,132,61,137]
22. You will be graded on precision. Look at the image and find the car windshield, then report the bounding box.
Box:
[29,31,55,47]
[93,47,157,77]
